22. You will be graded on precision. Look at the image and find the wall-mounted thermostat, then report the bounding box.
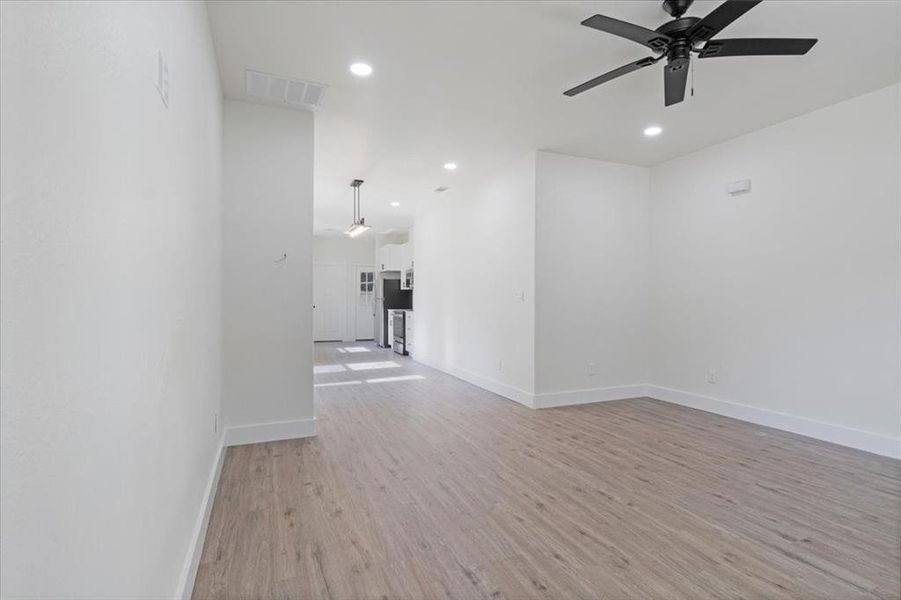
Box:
[726,179,751,195]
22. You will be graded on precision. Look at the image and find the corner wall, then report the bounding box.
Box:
[413,153,537,404]
[648,84,901,454]
[221,100,315,443]
[534,151,649,407]
[0,2,224,597]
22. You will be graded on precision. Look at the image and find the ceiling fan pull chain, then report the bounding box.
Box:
[690,58,695,97]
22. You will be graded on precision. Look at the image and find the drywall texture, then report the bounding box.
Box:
[649,83,901,440]
[535,151,649,395]
[313,235,376,342]
[222,100,315,428]
[413,153,536,399]
[0,2,223,597]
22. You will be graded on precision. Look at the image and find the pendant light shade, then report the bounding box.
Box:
[345,179,371,237]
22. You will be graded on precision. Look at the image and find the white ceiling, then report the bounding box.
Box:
[206,0,900,234]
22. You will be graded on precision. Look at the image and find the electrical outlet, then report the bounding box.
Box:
[587,361,596,377]
[706,368,719,384]
[214,412,219,434]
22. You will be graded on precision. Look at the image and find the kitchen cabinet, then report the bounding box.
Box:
[378,242,413,273]
[397,243,410,271]
[377,243,400,272]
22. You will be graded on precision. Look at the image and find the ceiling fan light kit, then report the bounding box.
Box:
[564,0,818,107]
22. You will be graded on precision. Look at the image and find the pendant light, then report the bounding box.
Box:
[345,179,371,238]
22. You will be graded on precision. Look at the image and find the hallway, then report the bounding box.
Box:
[192,343,901,599]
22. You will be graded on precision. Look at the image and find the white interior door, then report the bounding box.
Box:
[313,262,345,342]
[355,266,375,340]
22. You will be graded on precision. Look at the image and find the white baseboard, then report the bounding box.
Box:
[646,385,901,459]
[224,417,317,447]
[410,355,900,459]
[414,356,536,408]
[533,384,648,409]
[175,434,226,600]
[174,417,317,598]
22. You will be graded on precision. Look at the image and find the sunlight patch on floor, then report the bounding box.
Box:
[346,361,400,371]
[365,375,425,384]
[314,380,363,388]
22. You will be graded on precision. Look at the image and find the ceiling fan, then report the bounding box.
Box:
[563,0,817,106]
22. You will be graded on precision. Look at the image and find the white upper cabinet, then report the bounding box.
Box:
[398,243,410,272]
[377,243,405,272]
[378,236,414,273]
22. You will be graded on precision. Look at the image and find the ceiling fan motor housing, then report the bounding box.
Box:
[656,16,701,39]
[667,43,690,69]
[656,17,700,69]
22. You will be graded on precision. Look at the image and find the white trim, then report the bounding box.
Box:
[174,435,226,600]
[223,417,317,447]
[410,354,900,458]
[533,384,648,409]
[175,417,318,598]
[646,385,901,459]
[414,357,535,408]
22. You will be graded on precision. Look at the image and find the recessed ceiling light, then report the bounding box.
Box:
[443,162,458,171]
[350,62,372,77]
[390,202,400,207]
[643,125,663,137]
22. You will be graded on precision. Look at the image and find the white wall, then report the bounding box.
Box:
[413,153,536,403]
[412,88,898,456]
[534,151,649,405]
[313,235,376,341]
[0,2,223,598]
[221,100,315,437]
[649,83,901,444]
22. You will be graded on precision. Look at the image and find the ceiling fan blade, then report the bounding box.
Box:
[664,62,689,106]
[581,14,671,52]
[688,0,762,42]
[699,38,818,58]
[564,57,657,97]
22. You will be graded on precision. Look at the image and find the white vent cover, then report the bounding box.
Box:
[245,69,327,108]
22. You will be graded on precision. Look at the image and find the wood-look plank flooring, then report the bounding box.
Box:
[193,342,901,599]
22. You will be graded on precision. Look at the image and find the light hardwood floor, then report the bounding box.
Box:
[193,343,901,599]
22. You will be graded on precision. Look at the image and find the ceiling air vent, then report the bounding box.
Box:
[245,69,327,108]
